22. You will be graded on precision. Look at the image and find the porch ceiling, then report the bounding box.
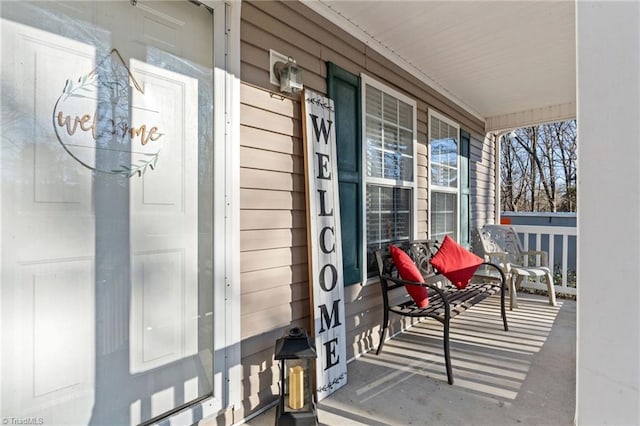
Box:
[304,1,576,132]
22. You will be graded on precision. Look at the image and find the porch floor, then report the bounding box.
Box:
[244,292,576,426]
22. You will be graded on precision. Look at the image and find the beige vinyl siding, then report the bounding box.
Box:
[237,0,495,420]
[239,76,309,417]
[470,133,497,230]
[416,139,430,238]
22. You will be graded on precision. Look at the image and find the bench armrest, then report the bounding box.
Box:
[473,262,508,286]
[380,274,450,300]
[379,274,452,318]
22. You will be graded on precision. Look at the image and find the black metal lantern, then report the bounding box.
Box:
[274,327,318,426]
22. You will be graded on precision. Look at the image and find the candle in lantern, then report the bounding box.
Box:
[288,365,304,410]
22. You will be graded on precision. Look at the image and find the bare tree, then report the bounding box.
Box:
[501,136,530,211]
[555,121,577,211]
[500,120,577,212]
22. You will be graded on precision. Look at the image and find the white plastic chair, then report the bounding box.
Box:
[475,224,557,309]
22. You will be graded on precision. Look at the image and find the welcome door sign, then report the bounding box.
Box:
[301,89,347,400]
[52,49,165,177]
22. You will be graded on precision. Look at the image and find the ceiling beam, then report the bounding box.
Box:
[485,102,576,133]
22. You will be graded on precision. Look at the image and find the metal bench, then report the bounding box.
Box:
[374,240,508,385]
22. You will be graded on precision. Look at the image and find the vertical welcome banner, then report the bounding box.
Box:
[301,89,348,400]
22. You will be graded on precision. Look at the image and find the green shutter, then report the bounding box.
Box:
[460,129,471,248]
[327,62,362,285]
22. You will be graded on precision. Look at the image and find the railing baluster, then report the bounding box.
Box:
[508,224,577,296]
[562,234,569,289]
[535,232,542,285]
[549,233,555,282]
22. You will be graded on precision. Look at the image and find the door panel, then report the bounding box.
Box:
[5,259,96,424]
[131,249,196,373]
[127,59,199,376]
[31,260,94,397]
[1,19,97,423]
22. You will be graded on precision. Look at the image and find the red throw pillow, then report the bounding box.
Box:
[389,245,429,308]
[429,235,484,289]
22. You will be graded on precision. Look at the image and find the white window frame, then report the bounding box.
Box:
[361,74,418,279]
[428,109,461,241]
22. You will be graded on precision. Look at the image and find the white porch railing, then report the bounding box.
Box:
[510,224,577,296]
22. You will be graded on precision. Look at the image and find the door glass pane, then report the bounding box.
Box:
[1,1,215,424]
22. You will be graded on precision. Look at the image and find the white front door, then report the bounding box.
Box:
[1,1,221,423]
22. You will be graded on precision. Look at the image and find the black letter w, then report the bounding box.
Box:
[310,114,333,144]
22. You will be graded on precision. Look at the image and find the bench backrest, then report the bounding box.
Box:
[374,240,439,285]
[476,224,524,264]
[374,240,439,311]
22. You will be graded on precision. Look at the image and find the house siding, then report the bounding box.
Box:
[470,133,497,229]
[236,0,494,421]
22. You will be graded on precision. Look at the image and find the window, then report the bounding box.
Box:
[363,76,417,276]
[330,66,471,282]
[429,111,461,241]
[328,67,418,283]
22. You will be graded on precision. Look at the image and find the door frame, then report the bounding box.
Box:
[162,0,241,423]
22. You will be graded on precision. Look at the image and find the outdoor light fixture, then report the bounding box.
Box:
[273,57,303,94]
[274,327,318,426]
